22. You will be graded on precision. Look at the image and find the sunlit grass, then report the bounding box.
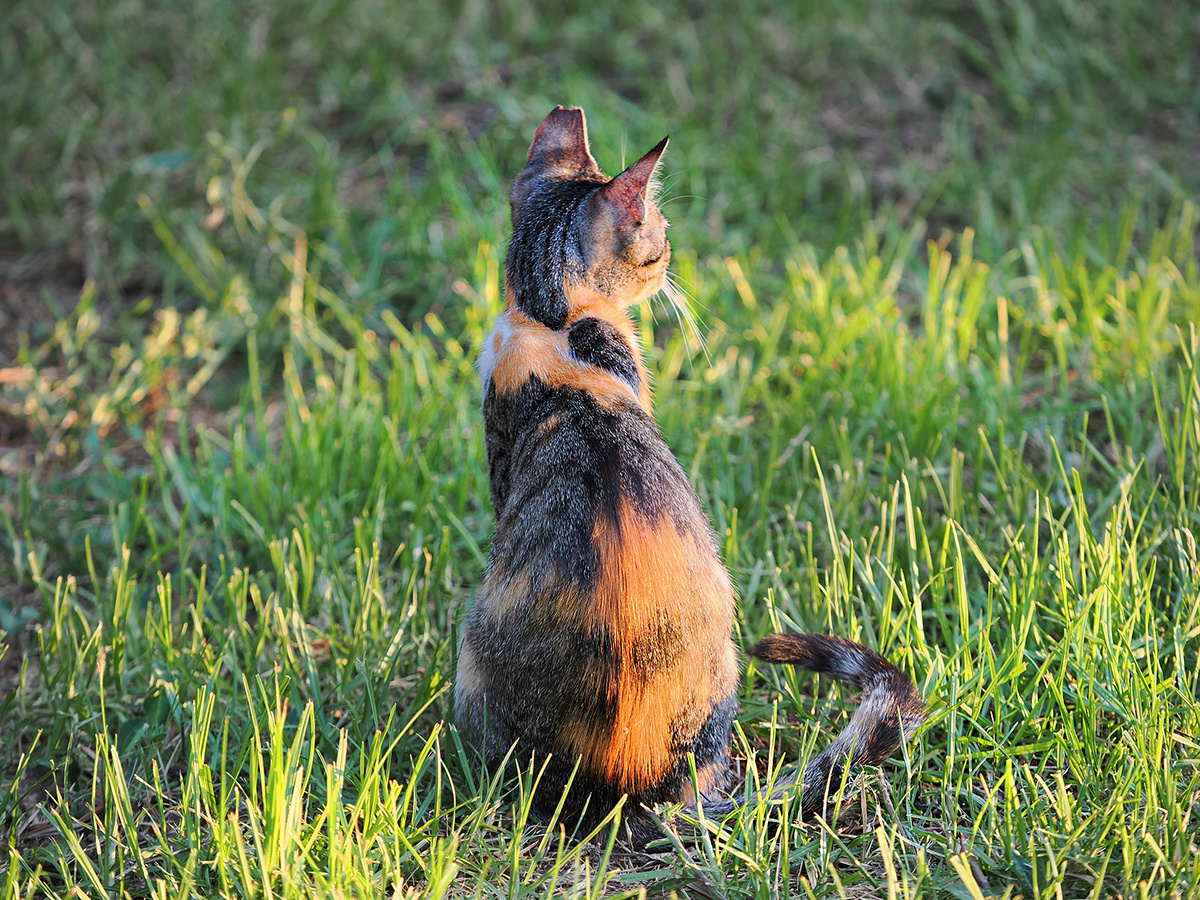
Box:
[5,196,1198,895]
[3,0,1200,897]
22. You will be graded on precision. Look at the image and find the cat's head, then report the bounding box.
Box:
[505,106,671,329]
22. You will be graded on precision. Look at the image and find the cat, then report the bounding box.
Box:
[454,106,925,846]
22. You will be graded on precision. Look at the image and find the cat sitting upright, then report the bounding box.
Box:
[455,106,925,846]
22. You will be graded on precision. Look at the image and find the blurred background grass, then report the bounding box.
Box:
[4,0,1197,332]
[1,0,1199,897]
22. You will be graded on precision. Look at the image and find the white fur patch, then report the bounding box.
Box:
[476,312,514,393]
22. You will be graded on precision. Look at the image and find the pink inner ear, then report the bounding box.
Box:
[600,136,669,225]
[526,106,596,171]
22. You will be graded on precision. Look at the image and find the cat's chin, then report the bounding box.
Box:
[610,281,666,309]
[636,266,672,304]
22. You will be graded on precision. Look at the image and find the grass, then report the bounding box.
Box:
[2,0,1200,897]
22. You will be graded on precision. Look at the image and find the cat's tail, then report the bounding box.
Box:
[640,634,924,845]
[745,633,926,818]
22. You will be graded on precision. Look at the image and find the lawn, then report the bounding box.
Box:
[2,0,1199,897]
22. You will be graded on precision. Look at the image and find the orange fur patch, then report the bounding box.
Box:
[483,287,652,414]
[556,499,738,792]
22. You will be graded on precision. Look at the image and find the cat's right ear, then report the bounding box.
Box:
[510,107,602,212]
[597,136,668,226]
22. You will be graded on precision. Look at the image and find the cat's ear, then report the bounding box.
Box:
[525,106,600,172]
[510,106,603,215]
[597,136,668,226]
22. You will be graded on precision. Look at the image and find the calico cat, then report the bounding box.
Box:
[455,106,925,845]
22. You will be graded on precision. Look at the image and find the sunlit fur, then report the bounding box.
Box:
[455,107,926,846]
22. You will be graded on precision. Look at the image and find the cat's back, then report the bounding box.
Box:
[459,296,738,804]
[480,298,695,530]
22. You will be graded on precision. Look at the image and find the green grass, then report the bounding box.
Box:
[3,0,1200,897]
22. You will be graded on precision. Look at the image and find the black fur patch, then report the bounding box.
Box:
[570,625,619,665]
[627,615,685,677]
[483,376,556,516]
[462,612,592,770]
[568,317,640,394]
[485,376,710,596]
[801,756,847,817]
[506,179,603,330]
[686,690,739,773]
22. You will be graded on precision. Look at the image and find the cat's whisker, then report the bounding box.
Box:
[647,172,665,206]
[660,271,711,364]
[649,169,685,202]
[656,195,704,211]
[651,171,692,201]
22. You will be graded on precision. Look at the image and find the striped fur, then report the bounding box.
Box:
[727,635,926,821]
[455,106,925,846]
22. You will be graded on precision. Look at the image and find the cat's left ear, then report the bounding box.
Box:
[511,106,604,215]
[523,106,600,174]
[598,137,668,226]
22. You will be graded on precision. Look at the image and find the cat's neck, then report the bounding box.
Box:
[479,284,653,415]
